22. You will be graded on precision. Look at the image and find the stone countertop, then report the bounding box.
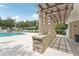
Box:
[32,34,47,39]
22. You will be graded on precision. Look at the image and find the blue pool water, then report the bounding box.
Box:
[0,32,24,37]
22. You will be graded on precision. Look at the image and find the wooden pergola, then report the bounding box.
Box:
[33,3,73,53]
[38,3,73,23]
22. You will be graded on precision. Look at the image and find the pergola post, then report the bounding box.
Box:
[38,11,43,35]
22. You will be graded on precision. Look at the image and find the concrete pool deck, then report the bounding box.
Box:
[0,33,73,56]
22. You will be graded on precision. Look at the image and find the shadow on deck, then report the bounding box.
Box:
[50,35,72,54]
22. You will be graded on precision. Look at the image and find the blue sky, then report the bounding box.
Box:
[0,3,38,22]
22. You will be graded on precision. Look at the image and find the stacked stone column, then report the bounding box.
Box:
[33,10,56,53]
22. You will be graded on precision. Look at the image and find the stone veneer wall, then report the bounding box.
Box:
[69,20,79,39]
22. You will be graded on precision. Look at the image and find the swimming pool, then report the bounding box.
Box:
[0,32,24,37]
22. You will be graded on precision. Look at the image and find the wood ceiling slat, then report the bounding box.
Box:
[50,14,57,23]
[46,3,50,7]
[52,13,59,23]
[57,4,68,11]
[52,7,58,13]
[68,4,73,9]
[65,9,71,22]
[41,3,47,9]
[43,7,59,23]
[53,12,60,23]
[42,8,71,15]
[59,10,66,23]
[51,8,59,23]
[46,8,52,14]
[47,3,56,7]
[47,14,56,23]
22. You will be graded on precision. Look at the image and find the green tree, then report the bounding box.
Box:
[16,21,29,30]
[0,17,3,27]
[16,20,38,30]
[55,23,68,35]
[2,17,15,29]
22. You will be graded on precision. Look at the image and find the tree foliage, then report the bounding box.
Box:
[2,17,15,29]
[55,23,68,35]
[0,17,3,27]
[16,20,38,30]
[16,21,29,29]
[0,17,38,30]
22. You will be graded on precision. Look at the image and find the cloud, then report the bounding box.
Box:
[1,16,23,22]
[1,17,6,20]
[12,16,24,22]
[32,13,38,20]
[26,13,39,21]
[0,4,7,8]
[1,13,39,22]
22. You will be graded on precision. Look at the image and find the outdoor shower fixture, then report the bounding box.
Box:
[32,3,73,53]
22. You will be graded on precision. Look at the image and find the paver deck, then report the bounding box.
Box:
[0,33,73,56]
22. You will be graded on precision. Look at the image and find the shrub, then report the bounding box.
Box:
[55,23,68,35]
